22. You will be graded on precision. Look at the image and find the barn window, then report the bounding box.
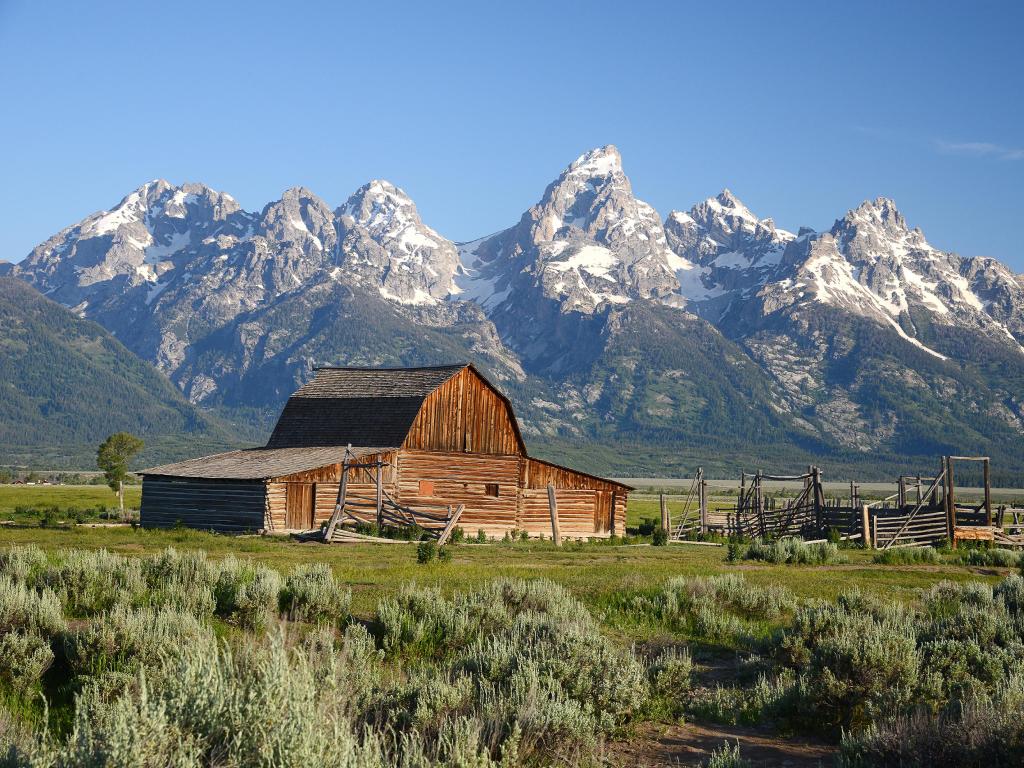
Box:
[419,480,434,496]
[485,483,499,497]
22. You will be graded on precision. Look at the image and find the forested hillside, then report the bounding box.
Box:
[0,278,249,468]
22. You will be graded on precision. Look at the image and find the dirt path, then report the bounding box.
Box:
[611,720,835,767]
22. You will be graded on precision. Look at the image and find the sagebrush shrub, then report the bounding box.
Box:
[662,574,796,621]
[0,545,48,584]
[838,674,1024,767]
[703,740,751,768]
[648,647,693,700]
[745,538,841,565]
[691,670,795,726]
[0,630,54,693]
[213,556,281,630]
[0,577,65,637]
[64,604,213,681]
[955,548,1023,568]
[280,562,350,625]
[782,600,920,730]
[376,578,648,757]
[872,547,940,565]
[39,548,145,616]
[140,547,217,616]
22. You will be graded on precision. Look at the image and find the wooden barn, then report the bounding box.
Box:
[140,364,630,539]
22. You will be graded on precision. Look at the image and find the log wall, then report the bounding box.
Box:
[395,450,520,537]
[140,477,266,533]
[267,451,397,530]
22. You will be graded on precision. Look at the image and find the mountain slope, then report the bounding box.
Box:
[9,148,1024,477]
[0,277,246,467]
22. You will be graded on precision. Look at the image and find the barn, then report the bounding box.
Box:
[140,364,630,538]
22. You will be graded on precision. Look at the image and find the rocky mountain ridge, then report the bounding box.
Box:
[9,146,1024,473]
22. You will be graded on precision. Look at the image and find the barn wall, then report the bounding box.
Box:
[403,368,522,455]
[395,450,520,537]
[140,476,267,533]
[522,457,625,492]
[268,452,397,529]
[520,457,628,538]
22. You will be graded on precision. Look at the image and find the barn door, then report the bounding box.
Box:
[594,491,613,533]
[286,483,315,529]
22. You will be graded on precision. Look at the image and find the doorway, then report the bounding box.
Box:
[286,482,315,529]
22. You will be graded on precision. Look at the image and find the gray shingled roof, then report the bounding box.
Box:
[265,365,467,449]
[141,446,385,480]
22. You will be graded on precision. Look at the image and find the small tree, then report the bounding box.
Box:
[96,433,144,513]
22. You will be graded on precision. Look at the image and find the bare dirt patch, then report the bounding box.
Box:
[612,720,835,767]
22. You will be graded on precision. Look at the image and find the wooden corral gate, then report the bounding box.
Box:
[299,447,465,545]
[662,456,1018,549]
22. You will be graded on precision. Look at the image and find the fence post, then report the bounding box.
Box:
[862,504,872,549]
[547,483,561,547]
[660,493,669,534]
[984,458,992,527]
[699,468,707,534]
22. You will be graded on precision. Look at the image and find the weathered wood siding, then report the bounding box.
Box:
[612,492,626,536]
[520,457,628,538]
[396,450,520,537]
[267,452,397,530]
[140,477,266,533]
[522,457,624,492]
[403,367,523,455]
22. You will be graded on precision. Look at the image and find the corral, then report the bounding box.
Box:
[661,457,1024,549]
[139,364,630,539]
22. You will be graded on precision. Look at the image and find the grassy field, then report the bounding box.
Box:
[0,523,1000,622]
[0,484,139,519]
[0,484,1000,619]
[2,481,1024,765]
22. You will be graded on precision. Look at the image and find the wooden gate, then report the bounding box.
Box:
[286,482,315,530]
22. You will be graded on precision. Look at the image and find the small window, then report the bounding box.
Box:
[485,483,499,497]
[418,480,434,496]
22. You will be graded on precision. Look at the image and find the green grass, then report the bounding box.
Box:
[0,485,138,516]
[0,525,1001,625]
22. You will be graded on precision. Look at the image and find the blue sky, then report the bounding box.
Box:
[1,0,1021,269]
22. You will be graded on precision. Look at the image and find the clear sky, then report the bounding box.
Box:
[1,0,1021,269]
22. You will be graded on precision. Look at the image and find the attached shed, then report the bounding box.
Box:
[141,364,631,537]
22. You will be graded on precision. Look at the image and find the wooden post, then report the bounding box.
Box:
[872,513,879,550]
[660,493,669,534]
[547,483,561,547]
[945,456,956,540]
[916,475,922,507]
[698,467,707,534]
[862,504,872,548]
[375,461,383,529]
[983,458,992,527]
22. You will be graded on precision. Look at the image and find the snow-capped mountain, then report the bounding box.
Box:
[729,198,1024,359]
[456,146,692,315]
[664,190,796,318]
[9,146,1024,473]
[12,178,524,407]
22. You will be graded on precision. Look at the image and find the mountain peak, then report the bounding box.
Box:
[339,179,421,229]
[716,188,741,206]
[566,145,622,178]
[845,197,908,231]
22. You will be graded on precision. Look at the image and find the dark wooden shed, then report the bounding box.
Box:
[140,364,631,537]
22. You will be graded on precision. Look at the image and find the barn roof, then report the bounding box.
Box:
[265,364,468,449]
[141,445,386,480]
